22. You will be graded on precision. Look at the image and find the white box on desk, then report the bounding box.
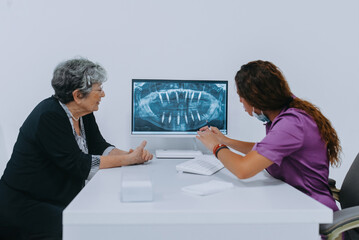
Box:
[121,170,153,202]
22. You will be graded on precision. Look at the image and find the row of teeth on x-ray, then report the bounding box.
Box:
[157,89,203,104]
[154,89,214,126]
[160,109,205,125]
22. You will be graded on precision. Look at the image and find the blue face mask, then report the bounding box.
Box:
[252,108,270,122]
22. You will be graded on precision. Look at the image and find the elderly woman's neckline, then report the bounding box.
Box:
[65,102,85,121]
[69,111,79,121]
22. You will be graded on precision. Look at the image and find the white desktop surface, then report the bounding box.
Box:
[63,158,332,240]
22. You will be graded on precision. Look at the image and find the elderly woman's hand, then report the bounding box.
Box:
[196,128,221,152]
[128,141,153,165]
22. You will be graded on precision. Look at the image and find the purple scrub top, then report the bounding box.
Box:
[253,107,338,211]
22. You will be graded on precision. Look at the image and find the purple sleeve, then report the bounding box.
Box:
[253,114,304,166]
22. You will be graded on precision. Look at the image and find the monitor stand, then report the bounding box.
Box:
[155,138,202,159]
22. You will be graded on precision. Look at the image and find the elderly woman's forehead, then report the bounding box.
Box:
[92,83,102,87]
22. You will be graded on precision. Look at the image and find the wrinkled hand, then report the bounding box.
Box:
[128,147,153,162]
[128,141,153,165]
[196,128,221,152]
[141,149,153,161]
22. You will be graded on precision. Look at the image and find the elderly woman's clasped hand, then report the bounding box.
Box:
[128,140,153,164]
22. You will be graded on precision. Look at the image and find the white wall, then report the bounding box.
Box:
[1,0,358,186]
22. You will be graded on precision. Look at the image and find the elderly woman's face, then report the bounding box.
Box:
[80,83,105,113]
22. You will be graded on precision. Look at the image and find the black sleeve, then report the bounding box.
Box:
[36,111,91,180]
[83,113,113,155]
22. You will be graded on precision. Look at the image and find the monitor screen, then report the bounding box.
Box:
[131,79,228,135]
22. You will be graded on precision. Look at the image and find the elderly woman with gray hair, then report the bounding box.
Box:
[0,58,153,240]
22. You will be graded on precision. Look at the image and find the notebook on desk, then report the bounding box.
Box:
[175,155,224,175]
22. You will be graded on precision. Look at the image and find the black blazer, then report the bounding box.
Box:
[1,96,112,206]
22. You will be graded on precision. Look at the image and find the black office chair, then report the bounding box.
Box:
[320,153,359,240]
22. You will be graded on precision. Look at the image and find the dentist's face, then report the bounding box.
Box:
[238,93,254,117]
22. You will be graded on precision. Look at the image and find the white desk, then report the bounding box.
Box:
[63,158,332,240]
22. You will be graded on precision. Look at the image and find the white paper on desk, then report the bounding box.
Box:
[181,180,234,196]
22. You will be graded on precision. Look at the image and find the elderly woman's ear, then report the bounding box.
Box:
[72,89,84,103]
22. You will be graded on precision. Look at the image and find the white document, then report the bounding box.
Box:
[181,180,234,196]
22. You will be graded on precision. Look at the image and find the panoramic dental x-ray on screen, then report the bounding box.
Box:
[132,79,228,135]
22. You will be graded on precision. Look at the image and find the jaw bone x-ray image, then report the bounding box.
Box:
[132,80,227,133]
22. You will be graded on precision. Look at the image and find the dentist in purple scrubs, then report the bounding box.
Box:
[197,60,341,211]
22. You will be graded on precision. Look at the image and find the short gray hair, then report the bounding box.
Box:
[51,58,107,103]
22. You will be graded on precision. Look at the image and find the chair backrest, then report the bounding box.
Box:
[340,153,359,209]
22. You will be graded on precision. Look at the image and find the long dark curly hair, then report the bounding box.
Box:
[235,60,341,167]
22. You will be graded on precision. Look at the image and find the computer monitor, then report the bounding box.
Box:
[131,79,228,136]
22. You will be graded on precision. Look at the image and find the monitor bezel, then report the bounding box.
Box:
[131,79,228,136]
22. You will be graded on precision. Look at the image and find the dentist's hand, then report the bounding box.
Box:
[198,126,227,144]
[196,128,221,152]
